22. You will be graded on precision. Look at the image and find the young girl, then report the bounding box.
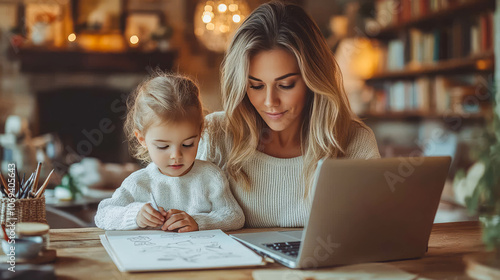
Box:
[94,72,244,232]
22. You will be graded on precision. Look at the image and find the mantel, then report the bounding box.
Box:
[11,49,178,73]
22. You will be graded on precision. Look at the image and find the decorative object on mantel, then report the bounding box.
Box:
[194,0,250,52]
[151,25,173,52]
[0,115,37,173]
[454,77,500,277]
[73,0,123,34]
[31,13,57,46]
[25,1,65,48]
[124,10,172,52]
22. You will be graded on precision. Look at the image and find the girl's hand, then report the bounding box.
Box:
[161,209,199,232]
[136,203,167,228]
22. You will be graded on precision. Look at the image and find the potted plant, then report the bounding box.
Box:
[454,86,500,278]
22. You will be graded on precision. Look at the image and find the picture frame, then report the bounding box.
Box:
[72,0,127,34]
[0,3,18,30]
[124,10,165,45]
[24,1,66,46]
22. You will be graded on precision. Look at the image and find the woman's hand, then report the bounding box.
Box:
[136,203,167,228]
[161,209,199,232]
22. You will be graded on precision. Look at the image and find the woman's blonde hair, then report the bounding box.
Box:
[124,71,203,164]
[221,1,362,195]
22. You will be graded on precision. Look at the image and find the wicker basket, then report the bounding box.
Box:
[0,196,47,225]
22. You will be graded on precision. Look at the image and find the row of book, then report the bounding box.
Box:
[364,76,491,115]
[378,12,493,71]
[375,0,479,27]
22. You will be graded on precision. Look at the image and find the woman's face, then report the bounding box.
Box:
[246,48,309,134]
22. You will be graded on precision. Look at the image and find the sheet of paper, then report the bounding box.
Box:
[101,229,264,272]
[253,263,418,280]
[99,234,126,272]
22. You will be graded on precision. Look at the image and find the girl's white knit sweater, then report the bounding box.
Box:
[94,160,245,231]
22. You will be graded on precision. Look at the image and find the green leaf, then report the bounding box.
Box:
[466,185,481,214]
[454,169,466,181]
[480,215,500,250]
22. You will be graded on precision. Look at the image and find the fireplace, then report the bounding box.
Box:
[36,86,132,164]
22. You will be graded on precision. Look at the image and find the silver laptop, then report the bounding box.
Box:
[230,156,451,269]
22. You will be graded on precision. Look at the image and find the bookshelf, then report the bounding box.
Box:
[361,112,487,121]
[369,0,495,39]
[366,52,493,82]
[362,0,497,126]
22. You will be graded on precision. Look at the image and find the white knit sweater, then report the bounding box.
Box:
[94,160,245,231]
[197,112,380,228]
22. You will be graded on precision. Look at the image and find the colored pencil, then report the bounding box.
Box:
[1,225,8,242]
[0,173,9,196]
[32,162,42,194]
[35,169,54,198]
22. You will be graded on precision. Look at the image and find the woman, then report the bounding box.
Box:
[197,1,380,228]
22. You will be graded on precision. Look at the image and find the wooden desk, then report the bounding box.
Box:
[49,221,483,279]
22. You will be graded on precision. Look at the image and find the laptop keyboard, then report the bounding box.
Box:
[264,241,301,257]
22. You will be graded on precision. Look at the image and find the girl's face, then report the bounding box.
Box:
[135,119,201,177]
[246,48,309,134]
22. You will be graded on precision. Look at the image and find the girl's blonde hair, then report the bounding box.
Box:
[221,1,363,196]
[124,71,203,163]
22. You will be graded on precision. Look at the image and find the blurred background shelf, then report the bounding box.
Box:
[366,52,494,82]
[360,112,487,122]
[369,0,496,39]
[12,48,178,73]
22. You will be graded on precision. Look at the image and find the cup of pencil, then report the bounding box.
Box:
[0,162,54,225]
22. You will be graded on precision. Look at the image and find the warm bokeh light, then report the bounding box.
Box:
[219,25,229,33]
[218,4,227,12]
[229,4,238,12]
[202,14,212,23]
[349,39,380,79]
[129,35,139,45]
[195,28,204,36]
[67,33,76,42]
[476,59,492,71]
[194,0,250,52]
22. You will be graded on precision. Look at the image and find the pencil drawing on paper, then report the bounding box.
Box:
[103,230,264,270]
[127,236,156,246]
[139,238,240,263]
[160,233,186,240]
[189,233,215,239]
